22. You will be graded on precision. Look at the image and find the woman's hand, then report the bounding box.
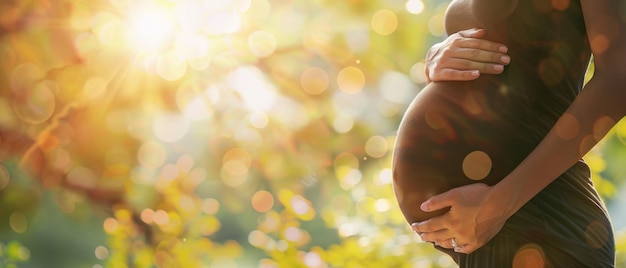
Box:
[425,28,510,82]
[410,183,511,254]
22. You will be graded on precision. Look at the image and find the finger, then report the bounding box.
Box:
[429,68,480,82]
[418,230,447,243]
[411,216,449,233]
[457,28,487,39]
[441,58,506,75]
[455,48,511,65]
[418,229,454,245]
[433,239,457,249]
[453,37,508,54]
[420,190,454,212]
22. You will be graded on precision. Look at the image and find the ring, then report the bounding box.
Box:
[450,238,459,248]
[451,238,462,251]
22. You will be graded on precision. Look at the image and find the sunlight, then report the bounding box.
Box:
[228,66,278,111]
[405,0,425,14]
[128,6,175,53]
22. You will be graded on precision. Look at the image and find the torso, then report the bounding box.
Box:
[393,0,591,223]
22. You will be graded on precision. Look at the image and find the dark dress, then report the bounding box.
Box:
[392,0,616,266]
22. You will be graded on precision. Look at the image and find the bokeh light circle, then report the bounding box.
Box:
[301,67,329,95]
[337,66,365,94]
[12,81,56,124]
[252,190,275,213]
[428,14,445,36]
[202,198,220,215]
[138,141,167,169]
[512,244,546,268]
[462,151,492,180]
[365,135,389,158]
[9,63,44,93]
[156,51,188,81]
[371,9,398,36]
[94,246,110,260]
[128,6,175,52]
[9,212,27,233]
[406,0,425,14]
[153,113,190,142]
[248,111,269,129]
[248,30,277,57]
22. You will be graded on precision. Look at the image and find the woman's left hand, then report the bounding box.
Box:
[410,183,511,254]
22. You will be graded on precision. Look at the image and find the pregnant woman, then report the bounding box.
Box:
[392,0,623,266]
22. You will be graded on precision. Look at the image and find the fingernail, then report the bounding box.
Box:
[499,46,508,53]
[500,55,511,64]
[493,65,504,72]
[470,70,480,77]
[420,202,428,211]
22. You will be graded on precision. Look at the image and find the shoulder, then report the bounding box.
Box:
[444,0,482,34]
[471,0,518,24]
[445,0,518,34]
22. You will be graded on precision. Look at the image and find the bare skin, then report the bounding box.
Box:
[425,0,512,83]
[412,0,626,255]
[424,28,510,82]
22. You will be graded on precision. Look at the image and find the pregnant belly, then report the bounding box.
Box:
[392,80,524,223]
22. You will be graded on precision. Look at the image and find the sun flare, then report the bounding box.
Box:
[128,7,175,53]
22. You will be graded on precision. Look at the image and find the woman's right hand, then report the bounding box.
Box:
[425,28,510,82]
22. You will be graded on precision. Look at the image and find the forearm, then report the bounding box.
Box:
[493,75,626,217]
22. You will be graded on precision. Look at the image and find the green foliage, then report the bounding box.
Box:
[617,230,626,267]
[0,241,30,268]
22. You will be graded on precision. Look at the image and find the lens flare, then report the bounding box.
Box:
[128,7,175,53]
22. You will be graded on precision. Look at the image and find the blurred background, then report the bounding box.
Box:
[0,0,624,267]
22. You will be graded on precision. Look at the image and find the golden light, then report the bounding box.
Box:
[512,244,546,268]
[364,135,389,158]
[138,141,167,169]
[252,190,275,213]
[141,208,155,224]
[300,67,329,95]
[462,151,492,180]
[9,212,28,234]
[428,14,445,36]
[248,30,277,57]
[153,210,170,225]
[406,0,425,14]
[332,114,355,133]
[103,218,119,234]
[128,6,175,53]
[371,9,398,36]
[278,190,316,221]
[202,198,220,215]
[337,66,366,94]
[303,251,324,267]
[228,66,278,111]
[248,230,273,248]
[94,246,110,260]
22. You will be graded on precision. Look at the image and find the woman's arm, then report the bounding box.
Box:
[491,0,626,221]
[412,0,626,253]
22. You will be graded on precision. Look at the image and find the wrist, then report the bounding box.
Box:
[487,180,523,219]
